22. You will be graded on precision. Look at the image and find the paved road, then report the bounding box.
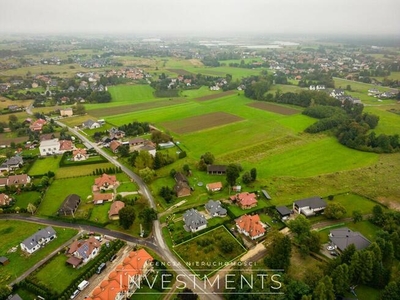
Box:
[53,121,220,300]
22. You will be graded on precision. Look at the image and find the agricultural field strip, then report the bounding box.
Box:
[160,112,245,135]
[88,98,188,118]
[194,90,236,101]
[166,68,195,76]
[247,102,301,115]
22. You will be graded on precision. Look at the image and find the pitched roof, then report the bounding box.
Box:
[58,194,80,214]
[235,214,266,238]
[7,174,30,185]
[207,165,227,173]
[21,226,56,251]
[73,148,87,157]
[0,156,23,167]
[174,172,188,183]
[183,209,207,229]
[88,249,153,300]
[206,182,223,190]
[230,192,257,207]
[329,227,371,251]
[108,201,125,218]
[93,193,114,202]
[110,140,121,152]
[95,174,117,188]
[59,140,73,151]
[294,196,326,209]
[205,200,227,216]
[75,237,100,259]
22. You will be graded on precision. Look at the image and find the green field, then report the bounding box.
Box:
[56,162,115,178]
[28,156,62,176]
[0,220,78,286]
[173,226,246,277]
[14,191,41,209]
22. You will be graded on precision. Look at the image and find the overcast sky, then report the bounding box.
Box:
[0,0,399,36]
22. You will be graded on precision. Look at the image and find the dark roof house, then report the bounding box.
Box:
[58,194,81,216]
[207,165,227,175]
[329,227,371,252]
[276,206,291,220]
[205,200,227,217]
[20,226,57,254]
[293,196,327,217]
[183,209,207,232]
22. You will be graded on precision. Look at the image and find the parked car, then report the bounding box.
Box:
[70,289,80,299]
[330,251,338,256]
[327,245,335,251]
[110,254,117,262]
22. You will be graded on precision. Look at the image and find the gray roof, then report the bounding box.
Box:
[1,156,23,167]
[330,227,371,251]
[276,206,291,217]
[261,190,271,200]
[0,256,9,263]
[183,209,207,230]
[207,165,227,173]
[58,194,80,214]
[21,226,56,251]
[294,196,326,209]
[205,200,227,216]
[83,119,96,128]
[77,243,90,259]
[9,295,23,300]
[174,172,188,183]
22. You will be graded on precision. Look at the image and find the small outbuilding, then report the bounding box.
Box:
[0,256,9,266]
[276,206,291,220]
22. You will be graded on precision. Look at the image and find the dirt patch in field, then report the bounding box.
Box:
[161,112,244,134]
[194,90,236,101]
[166,69,194,76]
[0,134,28,146]
[247,102,300,115]
[188,59,203,67]
[89,98,187,118]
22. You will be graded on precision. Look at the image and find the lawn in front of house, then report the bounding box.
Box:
[28,156,62,176]
[14,191,41,209]
[38,175,95,216]
[173,226,246,277]
[0,220,78,286]
[56,162,115,179]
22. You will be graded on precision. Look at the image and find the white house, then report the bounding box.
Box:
[293,196,327,217]
[39,139,60,156]
[20,226,57,254]
[183,209,207,233]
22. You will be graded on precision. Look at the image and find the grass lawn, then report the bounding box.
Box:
[326,193,383,218]
[0,220,78,286]
[173,226,246,277]
[38,176,95,216]
[286,246,324,280]
[30,250,100,293]
[344,285,381,300]
[28,156,62,176]
[56,162,115,179]
[89,202,112,223]
[318,220,379,244]
[14,191,41,209]
[259,213,286,230]
[108,84,156,104]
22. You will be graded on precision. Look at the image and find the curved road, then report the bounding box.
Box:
[53,121,220,300]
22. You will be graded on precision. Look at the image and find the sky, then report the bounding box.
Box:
[0,0,399,37]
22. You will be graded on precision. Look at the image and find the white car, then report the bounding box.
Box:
[70,290,80,299]
[327,245,335,251]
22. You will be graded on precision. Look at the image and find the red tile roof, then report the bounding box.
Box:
[235,214,266,238]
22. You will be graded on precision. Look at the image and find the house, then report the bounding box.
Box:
[58,194,81,216]
[87,249,153,300]
[39,138,60,156]
[67,237,101,267]
[0,256,9,266]
[205,200,227,217]
[20,226,57,254]
[0,156,23,172]
[293,196,327,217]
[93,174,119,192]
[230,192,258,209]
[183,209,207,232]
[110,140,122,153]
[29,118,47,132]
[316,85,326,90]
[108,201,125,220]
[174,172,191,198]
[6,174,31,187]
[329,227,371,252]
[139,144,157,157]
[73,148,88,161]
[129,137,145,151]
[60,107,73,117]
[330,89,345,98]
[59,140,74,152]
[82,119,101,130]
[309,85,316,90]
[0,193,12,206]
[235,214,266,240]
[276,206,291,221]
[207,165,227,175]
[206,182,223,192]
[93,193,114,205]
[109,127,125,139]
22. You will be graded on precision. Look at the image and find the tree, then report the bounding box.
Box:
[183,164,190,175]
[200,152,215,165]
[8,114,18,123]
[313,276,335,300]
[250,168,257,181]
[382,281,400,300]
[139,167,156,183]
[119,206,136,229]
[287,215,311,241]
[226,163,240,187]
[352,210,363,223]
[241,172,252,184]
[27,203,37,215]
[75,104,86,115]
[40,176,50,187]
[264,230,292,270]
[160,186,174,203]
[331,264,350,296]
[324,202,347,219]
[139,208,157,225]
[371,205,384,226]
